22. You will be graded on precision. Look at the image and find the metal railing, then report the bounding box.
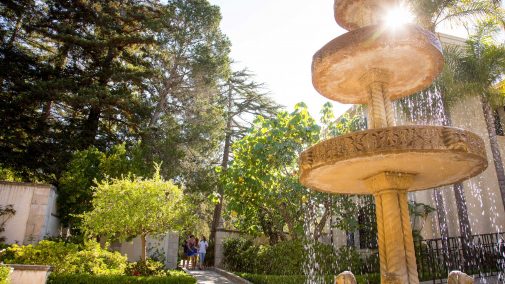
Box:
[415,232,505,283]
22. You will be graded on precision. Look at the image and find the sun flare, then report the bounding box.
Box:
[383,5,414,29]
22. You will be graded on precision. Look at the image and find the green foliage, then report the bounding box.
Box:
[58,143,153,229]
[222,238,262,273]
[224,103,320,242]
[237,273,380,284]
[0,266,10,284]
[0,0,233,189]
[223,102,368,243]
[333,246,364,273]
[80,168,190,260]
[409,0,504,32]
[58,147,105,228]
[126,260,166,277]
[222,238,374,276]
[47,272,196,284]
[0,168,22,182]
[1,240,126,275]
[237,274,308,284]
[256,240,305,275]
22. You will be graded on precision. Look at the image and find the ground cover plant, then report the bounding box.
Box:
[47,271,196,284]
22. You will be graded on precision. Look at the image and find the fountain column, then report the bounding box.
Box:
[361,68,395,129]
[365,172,418,284]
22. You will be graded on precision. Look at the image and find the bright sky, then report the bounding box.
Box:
[208,0,471,119]
[208,0,348,118]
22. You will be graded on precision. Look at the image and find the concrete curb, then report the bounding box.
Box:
[209,267,252,284]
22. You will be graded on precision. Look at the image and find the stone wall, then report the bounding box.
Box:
[110,232,179,269]
[0,182,59,244]
[214,228,243,268]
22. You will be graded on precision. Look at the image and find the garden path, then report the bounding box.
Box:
[184,268,240,284]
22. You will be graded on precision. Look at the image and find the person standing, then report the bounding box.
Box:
[187,235,197,269]
[198,236,208,270]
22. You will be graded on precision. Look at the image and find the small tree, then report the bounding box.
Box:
[81,167,189,261]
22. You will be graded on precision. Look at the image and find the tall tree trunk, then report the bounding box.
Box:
[433,188,451,268]
[82,106,101,148]
[6,14,23,51]
[39,44,70,127]
[433,189,449,240]
[210,91,233,246]
[258,208,280,245]
[313,201,331,241]
[149,66,179,127]
[278,202,296,239]
[454,183,473,270]
[481,95,505,212]
[141,233,147,261]
[441,101,472,242]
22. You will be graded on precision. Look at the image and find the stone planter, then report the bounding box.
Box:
[7,264,51,284]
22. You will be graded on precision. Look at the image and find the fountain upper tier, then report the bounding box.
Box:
[299,126,488,194]
[312,24,443,104]
[334,0,400,30]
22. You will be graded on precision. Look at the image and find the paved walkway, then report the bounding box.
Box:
[183,268,239,284]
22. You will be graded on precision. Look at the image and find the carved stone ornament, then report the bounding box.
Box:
[299,125,487,194]
[335,271,357,284]
[448,271,474,284]
[312,24,443,104]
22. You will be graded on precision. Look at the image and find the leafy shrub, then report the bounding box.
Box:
[47,272,196,284]
[333,246,364,273]
[0,266,10,284]
[222,238,368,276]
[238,273,308,284]
[222,238,260,273]
[2,240,127,275]
[126,259,166,276]
[256,240,304,275]
[0,243,10,251]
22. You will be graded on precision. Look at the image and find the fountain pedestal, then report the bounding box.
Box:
[365,172,418,284]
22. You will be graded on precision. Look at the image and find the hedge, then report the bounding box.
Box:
[47,272,196,284]
[222,238,379,276]
[0,266,10,284]
[237,273,380,284]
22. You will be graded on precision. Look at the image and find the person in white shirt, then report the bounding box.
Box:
[197,236,208,270]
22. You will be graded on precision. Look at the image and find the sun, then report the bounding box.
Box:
[383,5,414,29]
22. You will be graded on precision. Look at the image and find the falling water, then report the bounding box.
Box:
[303,196,324,284]
[395,87,505,282]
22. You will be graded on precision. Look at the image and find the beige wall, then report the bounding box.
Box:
[0,182,60,244]
[214,229,243,268]
[415,95,505,239]
[109,232,179,269]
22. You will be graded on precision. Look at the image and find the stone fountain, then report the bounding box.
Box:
[299,1,489,283]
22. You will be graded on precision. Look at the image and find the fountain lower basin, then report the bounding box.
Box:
[299,125,488,194]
